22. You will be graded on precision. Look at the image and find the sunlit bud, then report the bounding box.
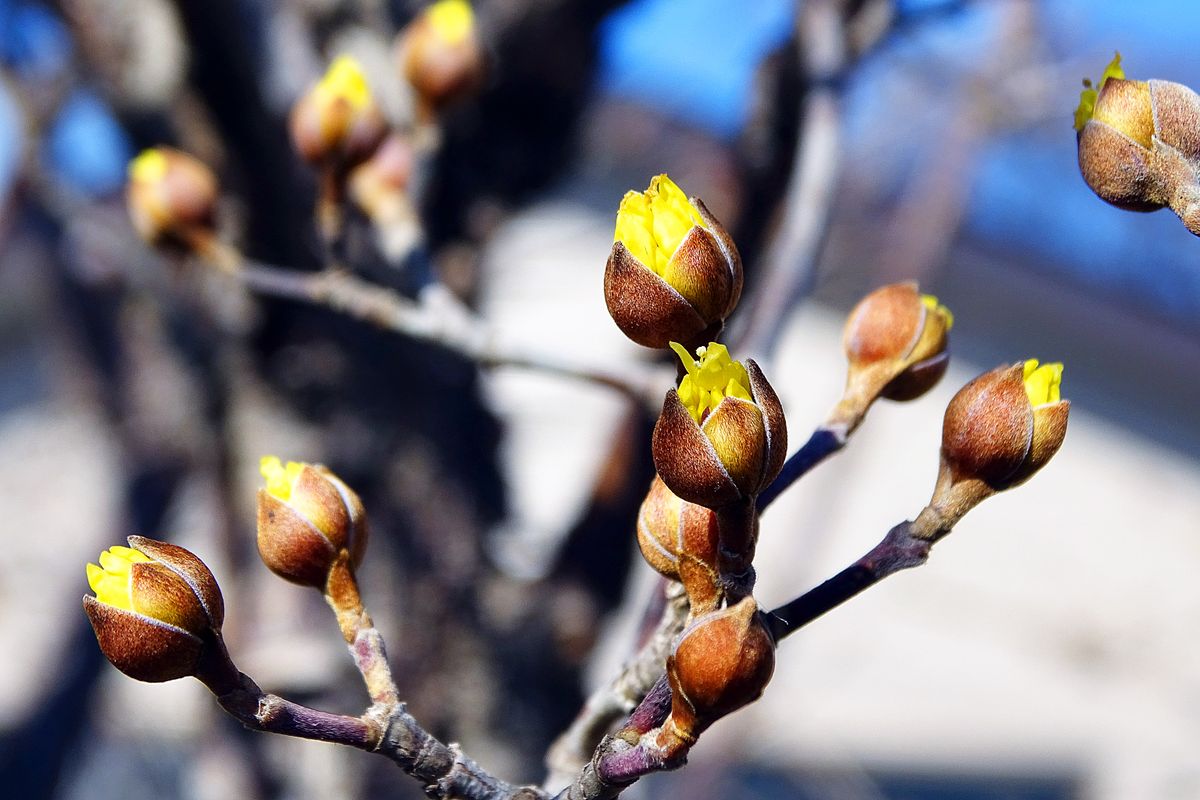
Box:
[917,360,1069,538]
[397,0,484,116]
[605,175,743,350]
[256,456,368,588]
[84,537,224,682]
[659,597,775,749]
[828,283,953,435]
[1075,53,1200,236]
[652,342,786,509]
[126,147,219,250]
[290,56,388,168]
[636,476,724,612]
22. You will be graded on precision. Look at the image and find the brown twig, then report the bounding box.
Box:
[543,580,689,790]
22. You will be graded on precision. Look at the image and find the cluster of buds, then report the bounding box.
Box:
[830,282,953,433]
[396,0,485,119]
[605,175,743,350]
[915,359,1069,539]
[126,147,221,257]
[1074,53,1200,237]
[84,537,234,687]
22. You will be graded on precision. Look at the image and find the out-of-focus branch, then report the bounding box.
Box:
[543,581,689,789]
[229,258,665,403]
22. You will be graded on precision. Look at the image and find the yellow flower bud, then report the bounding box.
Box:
[396,0,484,117]
[652,343,786,508]
[1075,54,1200,236]
[605,175,743,349]
[84,537,224,682]
[256,456,368,588]
[125,147,219,250]
[659,596,775,751]
[290,56,387,168]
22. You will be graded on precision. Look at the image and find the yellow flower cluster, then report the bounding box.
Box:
[1073,52,1125,132]
[260,455,304,501]
[425,0,474,45]
[1023,359,1063,407]
[670,341,752,423]
[315,56,373,112]
[615,174,707,277]
[87,546,152,611]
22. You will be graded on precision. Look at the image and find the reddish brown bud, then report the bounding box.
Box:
[257,457,368,588]
[125,147,218,250]
[832,283,952,430]
[661,597,776,745]
[652,353,786,509]
[290,56,387,169]
[636,476,725,611]
[605,175,743,350]
[1076,60,1200,236]
[84,537,224,682]
[396,0,485,117]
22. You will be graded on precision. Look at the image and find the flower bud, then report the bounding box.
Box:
[125,147,219,249]
[347,133,420,259]
[636,476,724,611]
[605,175,743,350]
[843,282,953,405]
[651,342,786,509]
[661,597,775,747]
[397,0,484,117]
[1075,53,1200,236]
[290,56,388,169]
[84,537,224,682]
[256,456,368,588]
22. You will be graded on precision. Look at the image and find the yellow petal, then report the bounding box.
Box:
[129,149,168,183]
[260,455,303,501]
[1073,52,1123,132]
[425,0,474,45]
[920,293,954,331]
[1023,359,1063,407]
[669,341,753,422]
[613,175,705,279]
[317,55,372,112]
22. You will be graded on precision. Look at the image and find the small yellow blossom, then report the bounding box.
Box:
[315,55,373,112]
[425,0,474,45]
[260,455,304,501]
[1023,359,1063,407]
[1073,52,1125,132]
[615,175,708,277]
[670,341,752,422]
[86,546,151,612]
[920,293,954,331]
[128,149,169,184]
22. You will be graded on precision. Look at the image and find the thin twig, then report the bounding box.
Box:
[231,259,664,403]
[543,581,689,790]
[757,426,846,509]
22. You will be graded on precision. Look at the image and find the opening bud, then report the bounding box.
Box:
[834,283,953,430]
[290,56,388,168]
[661,597,775,748]
[605,175,743,350]
[256,456,369,588]
[921,360,1069,536]
[1075,53,1200,236]
[84,537,225,682]
[397,0,484,117]
[125,147,219,251]
[651,343,786,509]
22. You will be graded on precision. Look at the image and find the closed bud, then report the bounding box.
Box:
[831,283,953,435]
[605,175,743,350]
[1075,53,1200,236]
[661,597,775,747]
[636,476,724,612]
[919,360,1069,536]
[256,456,368,588]
[652,342,786,509]
[397,0,484,117]
[126,147,219,250]
[347,133,420,259]
[290,56,387,169]
[84,537,224,682]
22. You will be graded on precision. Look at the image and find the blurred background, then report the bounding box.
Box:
[2,1,1199,799]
